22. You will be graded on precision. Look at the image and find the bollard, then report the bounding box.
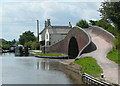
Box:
[101,73,104,78]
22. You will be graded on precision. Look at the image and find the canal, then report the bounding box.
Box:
[1,53,82,84]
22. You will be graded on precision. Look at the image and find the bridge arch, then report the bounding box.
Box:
[46,26,92,59]
[68,37,79,58]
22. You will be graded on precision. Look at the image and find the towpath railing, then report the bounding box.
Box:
[82,73,113,86]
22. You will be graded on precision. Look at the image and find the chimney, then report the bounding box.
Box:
[37,20,39,40]
[47,19,51,26]
[68,22,72,28]
[45,20,47,28]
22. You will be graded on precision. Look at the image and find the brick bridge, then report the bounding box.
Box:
[45,26,114,59]
[44,26,118,85]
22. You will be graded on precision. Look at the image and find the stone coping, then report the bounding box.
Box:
[35,55,69,59]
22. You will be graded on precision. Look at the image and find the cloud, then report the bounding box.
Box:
[0,2,2,38]
[0,2,2,23]
[2,23,36,40]
[2,1,101,40]
[2,0,104,2]
[2,2,101,23]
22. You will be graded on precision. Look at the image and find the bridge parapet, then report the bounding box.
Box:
[88,26,115,44]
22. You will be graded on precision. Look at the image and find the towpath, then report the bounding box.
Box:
[77,29,119,85]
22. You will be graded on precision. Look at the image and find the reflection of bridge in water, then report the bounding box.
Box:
[37,61,50,70]
[37,61,59,71]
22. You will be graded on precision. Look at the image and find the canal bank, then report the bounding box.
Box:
[28,51,85,84]
[58,60,83,84]
[30,50,115,85]
[59,59,115,86]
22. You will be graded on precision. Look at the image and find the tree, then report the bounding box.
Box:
[89,19,118,36]
[2,44,10,50]
[0,41,2,48]
[24,41,33,49]
[0,39,7,45]
[0,39,9,50]
[89,20,97,26]
[99,1,120,51]
[31,41,36,50]
[95,19,117,36]
[113,37,119,49]
[0,38,17,50]
[99,1,120,32]
[19,31,37,45]
[11,39,16,45]
[76,19,90,28]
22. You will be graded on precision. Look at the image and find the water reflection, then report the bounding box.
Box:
[37,61,59,71]
[2,53,74,84]
[37,61,50,70]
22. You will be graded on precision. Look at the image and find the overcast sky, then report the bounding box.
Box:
[0,0,104,41]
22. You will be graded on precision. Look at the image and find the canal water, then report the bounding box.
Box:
[1,53,76,84]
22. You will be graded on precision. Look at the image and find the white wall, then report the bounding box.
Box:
[45,29,49,46]
[39,34,42,42]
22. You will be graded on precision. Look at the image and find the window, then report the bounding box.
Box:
[46,34,48,39]
[49,42,51,45]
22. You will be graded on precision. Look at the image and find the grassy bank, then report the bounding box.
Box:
[29,50,34,52]
[29,50,42,52]
[73,57,103,77]
[107,49,119,64]
[36,53,64,56]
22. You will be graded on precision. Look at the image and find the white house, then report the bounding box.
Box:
[39,19,72,46]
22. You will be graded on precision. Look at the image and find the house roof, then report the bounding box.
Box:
[51,26,71,29]
[39,26,72,34]
[39,28,45,34]
[48,28,71,34]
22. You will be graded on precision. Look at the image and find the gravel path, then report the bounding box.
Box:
[77,30,119,85]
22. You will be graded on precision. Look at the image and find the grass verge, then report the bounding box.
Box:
[29,50,34,52]
[73,56,103,77]
[29,50,42,53]
[107,49,119,64]
[36,53,64,56]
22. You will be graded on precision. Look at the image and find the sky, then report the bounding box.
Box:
[0,0,104,41]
